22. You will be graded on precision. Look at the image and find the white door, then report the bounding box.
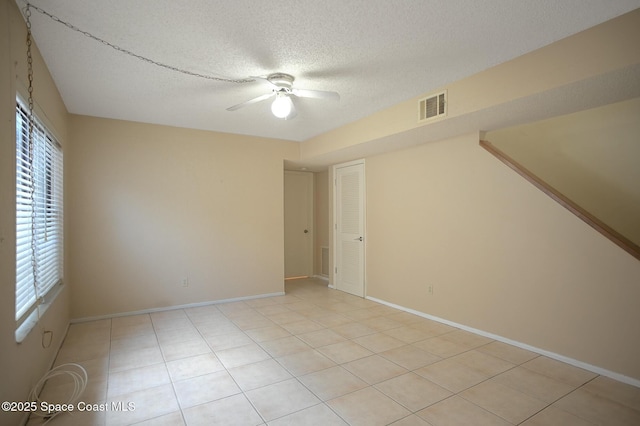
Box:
[284,171,314,278]
[334,160,365,297]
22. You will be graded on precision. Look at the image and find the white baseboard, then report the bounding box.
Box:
[312,275,330,283]
[366,296,640,389]
[71,292,285,323]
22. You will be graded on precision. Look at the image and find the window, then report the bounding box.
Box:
[15,99,63,341]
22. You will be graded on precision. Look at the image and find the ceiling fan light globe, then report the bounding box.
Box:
[271,95,294,119]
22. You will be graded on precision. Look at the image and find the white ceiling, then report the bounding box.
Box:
[19,0,640,142]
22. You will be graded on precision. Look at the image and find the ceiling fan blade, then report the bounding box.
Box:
[226,92,275,111]
[250,75,279,90]
[292,88,340,101]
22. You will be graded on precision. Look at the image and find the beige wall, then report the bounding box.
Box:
[0,1,70,424]
[313,170,329,276]
[487,97,640,246]
[67,115,298,319]
[365,132,640,381]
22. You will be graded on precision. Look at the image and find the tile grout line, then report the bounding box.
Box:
[258,292,363,426]
[104,318,113,425]
[56,280,636,425]
[189,303,269,425]
[150,309,190,426]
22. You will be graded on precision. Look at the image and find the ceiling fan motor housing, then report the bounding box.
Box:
[226,72,337,115]
[268,73,295,90]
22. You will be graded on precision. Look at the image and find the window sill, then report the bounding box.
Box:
[15,284,64,343]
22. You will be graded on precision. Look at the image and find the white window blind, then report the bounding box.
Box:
[15,99,63,328]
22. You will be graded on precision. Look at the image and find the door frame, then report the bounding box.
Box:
[284,170,314,279]
[332,159,366,297]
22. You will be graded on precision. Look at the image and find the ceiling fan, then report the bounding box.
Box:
[226,73,340,119]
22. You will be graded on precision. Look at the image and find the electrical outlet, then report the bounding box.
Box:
[428,285,434,295]
[182,277,189,287]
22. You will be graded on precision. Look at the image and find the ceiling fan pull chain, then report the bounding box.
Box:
[22,2,253,84]
[24,3,43,316]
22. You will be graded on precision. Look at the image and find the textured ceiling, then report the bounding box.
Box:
[18,0,640,142]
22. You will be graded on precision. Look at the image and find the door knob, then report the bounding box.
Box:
[304,229,309,233]
[354,236,363,241]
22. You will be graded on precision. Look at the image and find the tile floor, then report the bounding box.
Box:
[27,278,640,426]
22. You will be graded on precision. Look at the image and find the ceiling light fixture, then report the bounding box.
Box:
[271,93,294,119]
[227,72,338,119]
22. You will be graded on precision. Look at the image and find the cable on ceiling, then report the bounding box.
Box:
[23,2,255,84]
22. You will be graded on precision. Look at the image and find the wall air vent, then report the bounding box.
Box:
[419,90,446,122]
